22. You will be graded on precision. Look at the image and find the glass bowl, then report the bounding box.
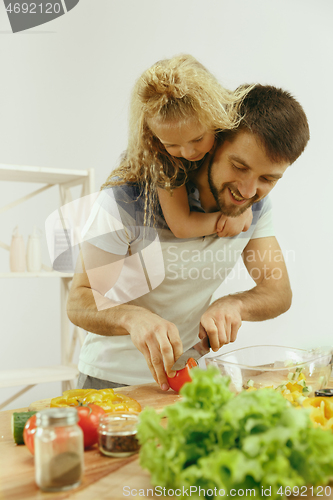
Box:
[205,345,332,395]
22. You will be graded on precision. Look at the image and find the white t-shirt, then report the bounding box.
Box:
[78,182,274,385]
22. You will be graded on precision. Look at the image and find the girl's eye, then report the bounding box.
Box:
[193,137,203,143]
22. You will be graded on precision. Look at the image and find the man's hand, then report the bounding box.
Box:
[198,297,242,351]
[198,236,292,351]
[125,309,183,390]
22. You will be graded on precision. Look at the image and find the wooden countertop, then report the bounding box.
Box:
[0,408,157,500]
[1,382,333,500]
[0,383,180,500]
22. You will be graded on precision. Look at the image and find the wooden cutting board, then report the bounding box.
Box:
[0,384,181,500]
[29,382,181,413]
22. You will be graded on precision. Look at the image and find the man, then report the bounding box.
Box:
[67,85,309,391]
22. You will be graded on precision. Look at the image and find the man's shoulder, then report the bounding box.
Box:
[247,196,274,239]
[87,181,144,234]
[101,179,143,202]
[101,181,145,218]
[250,196,273,228]
[100,180,165,230]
[251,196,272,215]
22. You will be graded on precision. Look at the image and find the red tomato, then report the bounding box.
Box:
[167,357,198,393]
[76,403,106,448]
[23,414,37,454]
[23,404,105,453]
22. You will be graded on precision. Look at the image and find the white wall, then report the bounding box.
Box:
[0,0,332,409]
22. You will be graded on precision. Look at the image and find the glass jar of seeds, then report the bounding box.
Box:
[34,407,84,492]
[98,413,140,457]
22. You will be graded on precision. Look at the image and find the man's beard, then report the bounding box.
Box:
[207,162,259,217]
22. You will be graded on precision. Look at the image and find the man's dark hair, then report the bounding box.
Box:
[220,84,310,164]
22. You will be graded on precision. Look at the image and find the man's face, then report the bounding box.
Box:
[208,131,290,216]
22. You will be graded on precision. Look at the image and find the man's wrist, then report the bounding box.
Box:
[117,304,152,334]
[214,294,244,316]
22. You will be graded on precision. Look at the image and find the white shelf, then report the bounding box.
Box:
[0,365,79,388]
[0,164,90,185]
[0,163,94,406]
[0,272,74,278]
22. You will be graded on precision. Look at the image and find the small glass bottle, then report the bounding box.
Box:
[9,226,25,272]
[98,413,140,458]
[34,408,84,492]
[26,226,42,272]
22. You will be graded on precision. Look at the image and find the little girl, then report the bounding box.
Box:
[150,119,252,238]
[103,54,252,237]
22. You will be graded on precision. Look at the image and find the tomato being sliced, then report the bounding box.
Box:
[167,357,198,393]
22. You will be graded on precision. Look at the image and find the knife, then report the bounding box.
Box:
[172,336,211,371]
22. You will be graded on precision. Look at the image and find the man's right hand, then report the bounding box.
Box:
[125,309,183,391]
[69,244,183,391]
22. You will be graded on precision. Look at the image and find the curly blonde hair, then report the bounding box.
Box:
[101,54,251,225]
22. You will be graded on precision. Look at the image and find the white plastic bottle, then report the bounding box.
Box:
[26,226,42,272]
[9,226,26,272]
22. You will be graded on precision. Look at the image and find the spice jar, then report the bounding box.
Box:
[34,408,84,492]
[98,413,140,457]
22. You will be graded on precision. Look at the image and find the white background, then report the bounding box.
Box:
[0,0,332,409]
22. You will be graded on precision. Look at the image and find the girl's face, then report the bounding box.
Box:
[150,119,215,162]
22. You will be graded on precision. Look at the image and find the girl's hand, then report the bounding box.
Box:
[216,208,253,237]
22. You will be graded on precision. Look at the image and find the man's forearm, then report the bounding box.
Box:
[235,235,292,322]
[67,281,184,389]
[67,285,143,336]
[216,275,292,322]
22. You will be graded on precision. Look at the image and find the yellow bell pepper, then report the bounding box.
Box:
[50,388,141,413]
[303,397,333,430]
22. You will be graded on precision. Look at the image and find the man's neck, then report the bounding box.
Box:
[189,157,218,213]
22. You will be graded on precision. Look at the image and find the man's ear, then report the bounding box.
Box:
[209,138,218,156]
[215,130,238,149]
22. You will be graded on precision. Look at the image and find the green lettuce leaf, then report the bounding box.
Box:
[137,366,333,499]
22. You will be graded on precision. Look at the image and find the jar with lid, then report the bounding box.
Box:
[98,413,140,457]
[34,408,84,492]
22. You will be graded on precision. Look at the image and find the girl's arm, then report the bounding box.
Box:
[158,185,253,239]
[157,185,221,238]
[216,208,253,237]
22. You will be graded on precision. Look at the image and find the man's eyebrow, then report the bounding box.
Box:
[229,154,251,169]
[229,154,283,179]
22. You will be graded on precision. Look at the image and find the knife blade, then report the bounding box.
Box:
[172,336,211,371]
